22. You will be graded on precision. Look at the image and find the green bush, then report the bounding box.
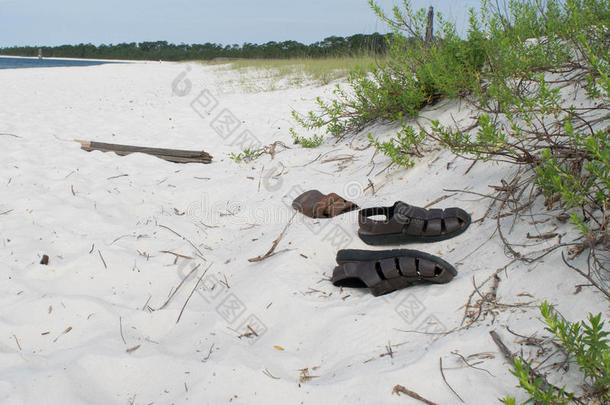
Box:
[289,128,324,148]
[291,0,485,139]
[367,116,426,168]
[229,148,262,163]
[505,301,609,404]
[536,126,609,235]
[292,0,608,244]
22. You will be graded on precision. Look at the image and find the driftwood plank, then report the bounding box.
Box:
[76,140,212,164]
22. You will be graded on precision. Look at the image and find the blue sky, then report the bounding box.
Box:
[0,0,480,47]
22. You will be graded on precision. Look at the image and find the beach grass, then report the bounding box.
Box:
[217,55,385,86]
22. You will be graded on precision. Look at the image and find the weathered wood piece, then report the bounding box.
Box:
[76,140,212,164]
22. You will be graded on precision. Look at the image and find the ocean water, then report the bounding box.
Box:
[0,56,123,69]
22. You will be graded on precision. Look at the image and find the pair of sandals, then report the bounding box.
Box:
[331,201,471,296]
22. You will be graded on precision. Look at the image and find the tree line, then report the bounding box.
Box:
[0,33,389,60]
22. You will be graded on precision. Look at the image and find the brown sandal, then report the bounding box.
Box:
[332,249,457,296]
[292,189,359,218]
[358,201,471,245]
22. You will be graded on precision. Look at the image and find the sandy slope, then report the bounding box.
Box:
[0,61,607,405]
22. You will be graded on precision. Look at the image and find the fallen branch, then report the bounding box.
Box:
[248,213,296,262]
[76,140,212,164]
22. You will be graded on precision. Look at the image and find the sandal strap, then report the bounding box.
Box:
[358,206,404,234]
[359,201,470,237]
[332,253,455,296]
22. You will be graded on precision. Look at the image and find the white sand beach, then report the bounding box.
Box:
[0,61,607,404]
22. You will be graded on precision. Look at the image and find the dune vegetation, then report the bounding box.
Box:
[286,1,609,401]
[220,55,386,85]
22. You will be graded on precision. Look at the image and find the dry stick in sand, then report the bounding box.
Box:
[451,351,495,376]
[423,193,457,209]
[160,250,194,260]
[119,317,127,344]
[439,358,464,403]
[158,224,209,259]
[98,250,107,269]
[126,344,141,353]
[248,212,296,263]
[107,174,129,180]
[392,385,439,405]
[176,264,211,324]
[158,264,201,310]
[13,334,22,351]
[262,369,280,380]
[257,165,264,192]
[53,327,72,343]
[561,251,610,300]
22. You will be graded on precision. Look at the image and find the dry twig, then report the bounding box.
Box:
[392,385,439,405]
[176,264,211,324]
[248,213,296,262]
[439,358,464,403]
[158,264,201,310]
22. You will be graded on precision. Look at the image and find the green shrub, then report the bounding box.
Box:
[289,128,324,148]
[229,148,262,162]
[368,116,426,168]
[291,0,609,250]
[291,0,485,139]
[426,0,608,240]
[505,301,609,404]
[536,125,609,234]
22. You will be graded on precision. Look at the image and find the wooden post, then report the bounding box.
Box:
[425,6,434,45]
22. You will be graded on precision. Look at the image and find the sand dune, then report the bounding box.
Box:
[0,61,605,404]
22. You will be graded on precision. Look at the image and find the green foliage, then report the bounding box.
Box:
[229,148,262,163]
[292,0,486,138]
[289,128,324,148]
[427,0,608,238]
[368,118,426,168]
[508,357,571,404]
[505,302,609,404]
[536,125,609,234]
[540,302,610,398]
[502,395,518,405]
[295,0,608,240]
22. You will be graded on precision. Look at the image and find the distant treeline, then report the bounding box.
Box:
[0,33,389,60]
